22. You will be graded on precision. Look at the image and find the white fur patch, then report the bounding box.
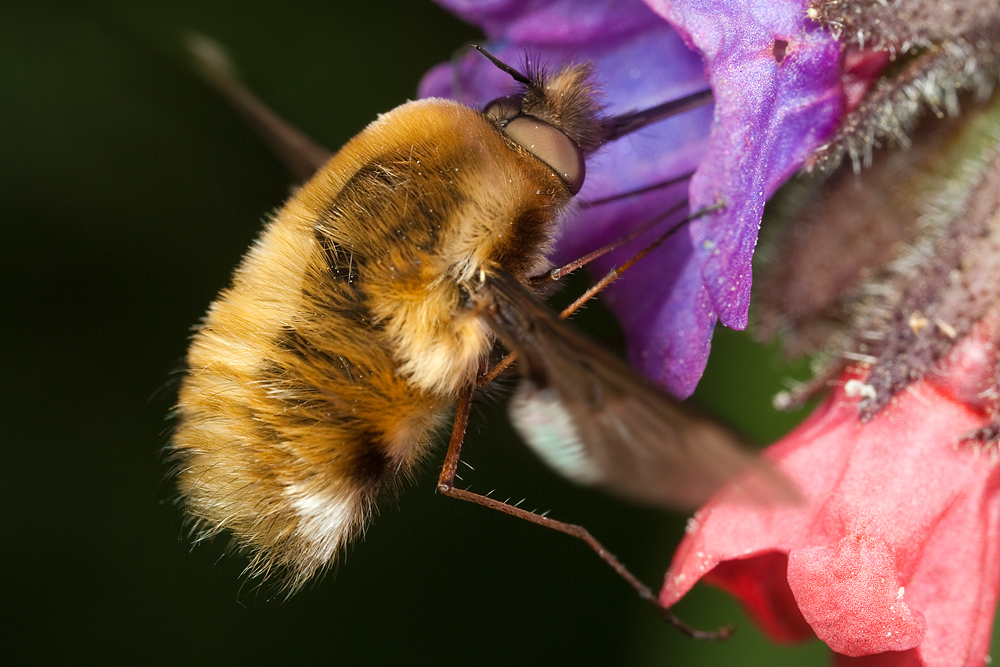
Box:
[287,483,357,563]
[509,383,602,484]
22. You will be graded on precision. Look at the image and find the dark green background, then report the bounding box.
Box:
[3,2,847,664]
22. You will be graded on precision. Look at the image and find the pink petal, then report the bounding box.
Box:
[705,552,813,642]
[788,534,925,656]
[662,328,1000,665]
[835,649,924,667]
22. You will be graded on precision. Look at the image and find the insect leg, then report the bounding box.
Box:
[436,385,731,639]
[483,200,723,385]
[437,384,474,489]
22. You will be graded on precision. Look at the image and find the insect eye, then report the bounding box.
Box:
[483,95,522,123]
[503,115,586,195]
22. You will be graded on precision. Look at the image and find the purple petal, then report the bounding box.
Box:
[646,0,843,328]
[422,0,722,395]
[432,0,660,43]
[421,0,843,395]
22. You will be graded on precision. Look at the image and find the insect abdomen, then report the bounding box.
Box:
[172,135,454,589]
[172,98,572,589]
[173,208,450,588]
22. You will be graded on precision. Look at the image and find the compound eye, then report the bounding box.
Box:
[504,115,586,194]
[483,95,522,124]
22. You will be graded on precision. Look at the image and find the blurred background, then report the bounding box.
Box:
[2,1,860,664]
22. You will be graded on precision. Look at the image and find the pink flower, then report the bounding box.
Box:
[662,315,1000,665]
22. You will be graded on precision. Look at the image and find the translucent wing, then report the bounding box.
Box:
[473,267,794,509]
[186,33,333,184]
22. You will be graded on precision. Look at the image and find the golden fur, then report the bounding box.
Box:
[172,71,598,591]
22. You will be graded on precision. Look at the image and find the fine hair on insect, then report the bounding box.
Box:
[171,35,790,638]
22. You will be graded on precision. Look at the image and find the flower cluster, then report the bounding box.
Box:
[425,0,1000,664]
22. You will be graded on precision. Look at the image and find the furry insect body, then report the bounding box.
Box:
[172,66,601,590]
[172,45,783,626]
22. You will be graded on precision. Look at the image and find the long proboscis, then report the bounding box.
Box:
[600,88,713,143]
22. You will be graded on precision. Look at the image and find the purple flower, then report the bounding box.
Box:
[420,0,843,396]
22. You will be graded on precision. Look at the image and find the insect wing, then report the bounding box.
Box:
[475,268,791,509]
[186,33,333,184]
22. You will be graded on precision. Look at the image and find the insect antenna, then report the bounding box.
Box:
[470,44,533,85]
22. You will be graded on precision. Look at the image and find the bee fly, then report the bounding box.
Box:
[172,37,786,636]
